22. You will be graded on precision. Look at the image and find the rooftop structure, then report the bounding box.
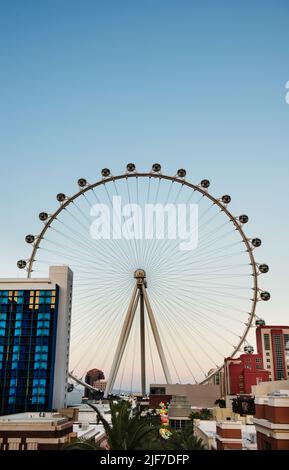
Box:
[0,411,73,450]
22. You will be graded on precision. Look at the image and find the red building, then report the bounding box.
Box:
[256,325,289,381]
[254,393,289,450]
[224,353,269,395]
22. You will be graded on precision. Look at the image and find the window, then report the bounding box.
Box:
[32,396,45,404]
[264,334,270,350]
[38,313,50,320]
[36,329,49,336]
[34,362,47,370]
[35,345,48,353]
[273,334,285,380]
[150,387,166,395]
[35,353,48,361]
[33,378,46,386]
[170,419,187,430]
[262,440,272,450]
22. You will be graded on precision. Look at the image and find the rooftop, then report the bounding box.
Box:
[0,412,68,424]
[195,420,257,450]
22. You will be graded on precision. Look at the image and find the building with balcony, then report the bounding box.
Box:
[253,388,289,450]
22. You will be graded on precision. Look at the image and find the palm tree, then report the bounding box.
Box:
[87,400,156,450]
[63,437,102,450]
[170,427,207,450]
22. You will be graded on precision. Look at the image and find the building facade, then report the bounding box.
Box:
[224,353,269,396]
[254,392,289,450]
[149,383,220,409]
[168,395,192,430]
[0,266,73,415]
[0,412,74,450]
[256,325,289,381]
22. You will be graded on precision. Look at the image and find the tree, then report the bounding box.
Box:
[215,398,226,408]
[190,408,212,421]
[63,437,102,450]
[169,427,207,450]
[87,400,156,450]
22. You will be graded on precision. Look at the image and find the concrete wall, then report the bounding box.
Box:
[150,384,220,408]
[50,266,73,410]
[252,379,289,396]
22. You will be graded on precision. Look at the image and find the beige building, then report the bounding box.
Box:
[253,389,289,450]
[193,419,257,450]
[168,395,191,430]
[150,383,220,408]
[93,380,107,392]
[0,412,74,450]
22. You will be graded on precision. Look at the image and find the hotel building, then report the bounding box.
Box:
[0,266,73,415]
[256,325,289,381]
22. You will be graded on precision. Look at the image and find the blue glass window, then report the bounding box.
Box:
[32,386,45,396]
[0,313,6,320]
[35,353,48,361]
[0,321,5,328]
[36,329,49,336]
[35,345,48,353]
[14,329,21,336]
[15,321,22,328]
[37,321,50,328]
[0,329,5,336]
[16,313,22,319]
[34,362,47,370]
[33,378,46,386]
[8,397,16,404]
[38,313,50,320]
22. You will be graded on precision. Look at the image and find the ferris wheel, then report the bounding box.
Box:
[17,164,270,396]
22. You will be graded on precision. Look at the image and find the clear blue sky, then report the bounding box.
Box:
[0,0,288,332]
